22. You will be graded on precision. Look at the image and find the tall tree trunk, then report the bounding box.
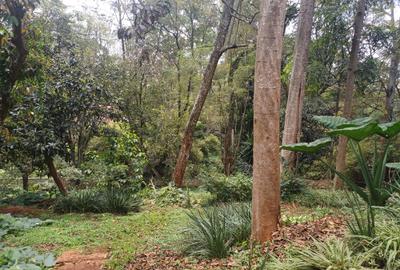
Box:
[281,0,315,171]
[172,0,234,187]
[334,0,366,188]
[386,1,400,122]
[252,0,287,243]
[22,172,29,191]
[45,155,68,195]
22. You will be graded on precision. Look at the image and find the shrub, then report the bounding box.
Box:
[290,189,350,208]
[0,190,51,206]
[153,184,189,207]
[280,173,306,200]
[181,203,251,258]
[204,173,252,203]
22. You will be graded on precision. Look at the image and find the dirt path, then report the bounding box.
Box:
[55,250,108,270]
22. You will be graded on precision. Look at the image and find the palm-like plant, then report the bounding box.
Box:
[281,116,400,206]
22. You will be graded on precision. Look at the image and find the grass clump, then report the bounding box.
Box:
[267,239,374,270]
[181,203,251,258]
[53,188,141,214]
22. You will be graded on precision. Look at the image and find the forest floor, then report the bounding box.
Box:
[2,191,347,270]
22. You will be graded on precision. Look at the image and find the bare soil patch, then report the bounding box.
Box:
[55,249,108,270]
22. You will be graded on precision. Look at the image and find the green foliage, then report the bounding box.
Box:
[267,239,373,270]
[346,192,376,237]
[280,173,306,200]
[283,117,400,206]
[181,203,251,258]
[53,188,141,214]
[0,214,52,240]
[281,137,332,153]
[0,190,51,206]
[290,188,350,208]
[0,246,55,270]
[153,184,190,207]
[203,173,252,203]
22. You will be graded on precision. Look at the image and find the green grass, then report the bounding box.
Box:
[4,207,187,270]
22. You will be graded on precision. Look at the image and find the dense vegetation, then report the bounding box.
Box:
[1,0,400,269]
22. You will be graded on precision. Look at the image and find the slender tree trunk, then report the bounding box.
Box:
[386,1,399,122]
[334,0,366,188]
[45,155,68,195]
[281,0,315,171]
[223,94,235,176]
[172,0,234,187]
[252,0,287,243]
[22,172,29,191]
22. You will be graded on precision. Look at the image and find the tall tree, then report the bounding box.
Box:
[334,0,367,187]
[281,0,315,171]
[386,0,400,122]
[172,0,235,187]
[0,0,37,125]
[251,0,287,242]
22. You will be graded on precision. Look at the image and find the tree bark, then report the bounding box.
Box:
[172,0,234,187]
[281,0,315,171]
[386,1,400,122]
[252,0,287,243]
[45,155,68,195]
[22,172,29,191]
[334,0,366,188]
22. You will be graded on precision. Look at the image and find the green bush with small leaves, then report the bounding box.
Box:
[203,173,252,203]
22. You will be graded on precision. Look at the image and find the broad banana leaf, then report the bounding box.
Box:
[336,117,376,129]
[313,116,347,129]
[328,123,379,141]
[281,137,332,153]
[376,121,400,139]
[386,163,400,170]
[313,116,376,129]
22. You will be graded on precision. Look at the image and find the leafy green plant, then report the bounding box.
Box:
[181,203,251,258]
[0,214,52,240]
[0,246,56,270]
[153,184,189,207]
[203,173,252,203]
[287,239,374,270]
[290,188,350,208]
[0,191,51,206]
[282,116,400,206]
[182,207,231,258]
[53,188,141,214]
[104,188,141,214]
[280,172,306,200]
[346,192,375,237]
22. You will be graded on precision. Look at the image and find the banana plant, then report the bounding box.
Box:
[281,116,400,206]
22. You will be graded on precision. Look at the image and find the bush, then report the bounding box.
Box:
[290,189,350,208]
[53,188,141,214]
[181,203,251,258]
[0,190,51,206]
[204,173,252,203]
[153,184,190,207]
[280,173,306,200]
